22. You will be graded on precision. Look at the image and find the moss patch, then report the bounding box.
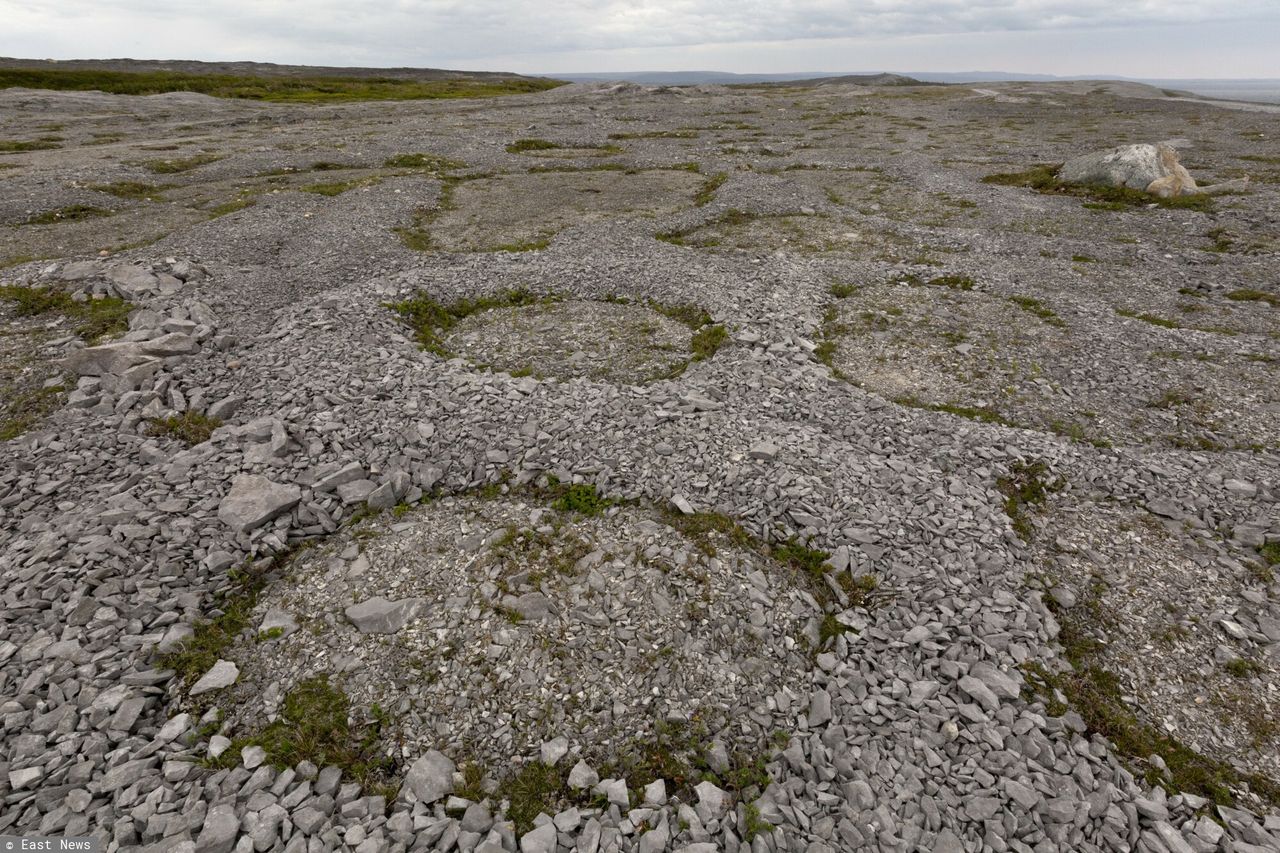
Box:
[212,676,398,796]
[23,205,113,225]
[89,181,167,199]
[997,461,1059,541]
[147,411,222,445]
[383,153,466,170]
[1028,593,1280,809]
[1225,289,1278,307]
[0,285,131,342]
[144,154,222,174]
[389,288,548,357]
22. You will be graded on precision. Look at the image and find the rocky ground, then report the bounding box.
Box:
[0,77,1278,853]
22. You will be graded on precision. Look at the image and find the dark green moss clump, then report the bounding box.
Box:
[147,411,222,445]
[694,172,728,206]
[548,482,612,516]
[660,510,753,557]
[690,324,728,361]
[1116,308,1182,329]
[1226,289,1278,307]
[89,180,167,199]
[213,676,398,795]
[0,137,62,153]
[23,205,112,225]
[389,288,547,357]
[1008,295,1066,327]
[383,152,466,170]
[507,138,560,153]
[895,394,1018,428]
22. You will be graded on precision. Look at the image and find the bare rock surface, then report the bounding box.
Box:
[0,76,1278,853]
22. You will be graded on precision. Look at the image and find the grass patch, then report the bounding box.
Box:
[383,152,465,170]
[608,129,699,139]
[658,208,754,245]
[0,381,65,442]
[0,285,130,342]
[635,300,727,365]
[23,205,112,225]
[143,154,222,174]
[1225,289,1278,307]
[1225,659,1264,679]
[1029,593,1280,809]
[1008,295,1066,327]
[0,138,61,153]
[506,138,560,153]
[147,411,222,445]
[1259,542,1280,566]
[1116,308,1182,329]
[158,566,268,689]
[660,510,753,557]
[694,172,728,206]
[983,164,1216,212]
[89,180,166,200]
[690,324,728,361]
[895,395,1017,427]
[996,461,1058,541]
[772,539,877,609]
[301,177,381,196]
[212,676,398,797]
[828,282,858,298]
[0,67,562,103]
[389,287,548,357]
[207,196,255,218]
[499,762,565,834]
[548,481,612,516]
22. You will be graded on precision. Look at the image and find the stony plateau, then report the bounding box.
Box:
[0,76,1278,852]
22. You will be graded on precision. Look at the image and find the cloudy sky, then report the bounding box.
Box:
[2,0,1278,78]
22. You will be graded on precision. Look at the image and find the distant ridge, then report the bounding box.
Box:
[0,56,550,83]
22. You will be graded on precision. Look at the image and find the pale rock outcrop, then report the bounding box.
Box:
[1058,143,1249,198]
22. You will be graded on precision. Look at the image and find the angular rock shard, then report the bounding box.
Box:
[217,475,302,533]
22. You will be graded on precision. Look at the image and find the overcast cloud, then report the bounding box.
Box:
[2,0,1278,78]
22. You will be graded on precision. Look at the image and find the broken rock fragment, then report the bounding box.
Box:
[217,475,302,532]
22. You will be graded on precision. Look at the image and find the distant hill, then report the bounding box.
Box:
[551,69,1280,103]
[0,56,551,84]
[0,57,563,103]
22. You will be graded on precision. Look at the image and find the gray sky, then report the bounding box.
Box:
[2,0,1278,78]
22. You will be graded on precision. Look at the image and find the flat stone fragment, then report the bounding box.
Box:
[808,689,832,726]
[567,760,598,789]
[540,736,569,765]
[190,660,239,695]
[344,597,423,634]
[693,780,731,821]
[520,823,557,853]
[139,332,199,356]
[402,750,455,804]
[217,475,302,532]
[195,802,240,853]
